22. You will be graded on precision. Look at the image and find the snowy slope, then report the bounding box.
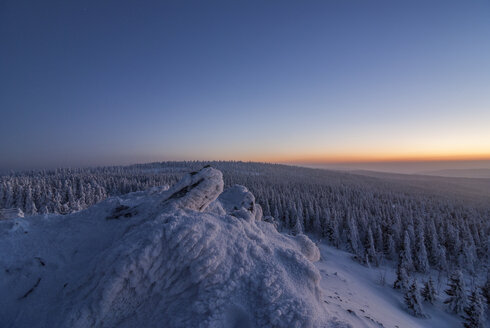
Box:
[315,244,467,328]
[0,167,330,328]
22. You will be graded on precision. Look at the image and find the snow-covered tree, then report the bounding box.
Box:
[39,204,49,215]
[482,272,490,308]
[312,205,322,235]
[24,186,37,215]
[428,219,440,265]
[394,259,410,291]
[415,229,429,273]
[283,210,291,230]
[325,215,340,247]
[404,280,428,318]
[462,288,486,328]
[347,216,362,258]
[386,233,397,261]
[14,186,24,209]
[462,241,476,275]
[437,245,449,273]
[3,182,14,208]
[374,224,383,252]
[292,215,304,235]
[444,270,468,315]
[421,277,437,304]
[401,231,414,273]
[365,227,378,266]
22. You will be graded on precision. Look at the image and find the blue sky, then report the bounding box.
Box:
[1,0,489,170]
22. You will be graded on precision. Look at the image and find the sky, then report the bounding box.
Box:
[1,0,490,171]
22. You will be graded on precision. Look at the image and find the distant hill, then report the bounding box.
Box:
[419,168,490,179]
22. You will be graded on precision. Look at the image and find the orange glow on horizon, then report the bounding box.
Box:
[251,153,490,165]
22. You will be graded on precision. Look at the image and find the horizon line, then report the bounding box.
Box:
[276,154,490,165]
[3,157,490,172]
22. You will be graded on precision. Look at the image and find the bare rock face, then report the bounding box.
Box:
[164,166,224,212]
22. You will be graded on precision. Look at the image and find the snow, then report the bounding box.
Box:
[0,166,479,328]
[217,184,263,222]
[162,165,224,212]
[315,243,465,328]
[0,167,329,327]
[0,208,24,219]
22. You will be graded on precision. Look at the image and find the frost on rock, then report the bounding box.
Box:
[163,165,224,212]
[218,184,263,221]
[0,167,328,328]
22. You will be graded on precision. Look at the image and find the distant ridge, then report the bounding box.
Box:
[418,168,490,179]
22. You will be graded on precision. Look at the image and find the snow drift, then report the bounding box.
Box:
[0,167,327,327]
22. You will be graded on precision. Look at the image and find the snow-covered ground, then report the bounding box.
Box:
[314,244,464,328]
[0,167,482,327]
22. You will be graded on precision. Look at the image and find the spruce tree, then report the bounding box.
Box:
[444,270,468,315]
[394,259,410,290]
[421,277,437,304]
[386,234,397,261]
[462,288,486,328]
[415,230,430,273]
[312,206,322,235]
[428,219,440,265]
[438,245,449,273]
[273,206,279,220]
[292,215,303,235]
[482,272,490,308]
[462,241,476,275]
[326,216,340,247]
[39,204,49,215]
[401,231,414,272]
[375,225,384,255]
[366,227,378,266]
[284,210,291,230]
[404,280,428,318]
[347,216,361,257]
[4,182,14,208]
[24,186,37,215]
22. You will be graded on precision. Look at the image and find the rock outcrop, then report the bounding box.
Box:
[218,184,262,221]
[163,165,224,212]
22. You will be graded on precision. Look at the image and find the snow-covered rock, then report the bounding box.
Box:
[0,167,328,328]
[163,165,224,212]
[218,184,262,221]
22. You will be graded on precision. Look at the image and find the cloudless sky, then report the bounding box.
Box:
[1,0,490,170]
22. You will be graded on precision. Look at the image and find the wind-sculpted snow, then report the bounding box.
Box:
[163,165,224,212]
[217,184,263,222]
[0,167,328,328]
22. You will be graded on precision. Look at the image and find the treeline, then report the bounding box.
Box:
[0,166,181,214]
